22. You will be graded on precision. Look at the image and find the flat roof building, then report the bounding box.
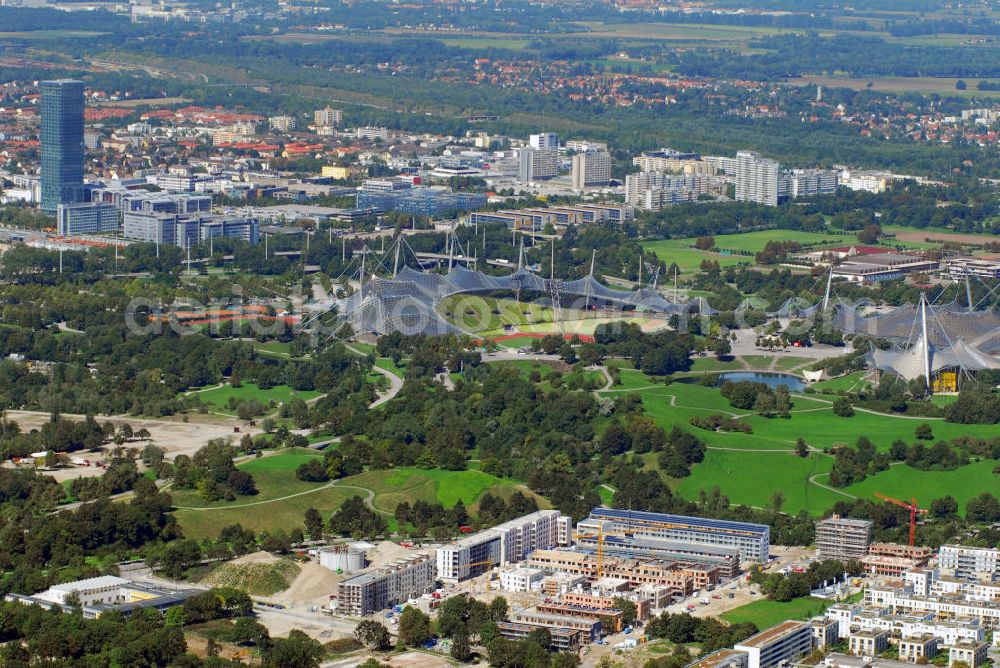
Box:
[334,552,435,616]
[436,510,572,582]
[5,575,199,619]
[816,516,873,562]
[578,508,769,564]
[938,545,1000,582]
[733,621,812,668]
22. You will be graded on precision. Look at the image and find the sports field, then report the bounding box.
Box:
[187,382,322,415]
[643,230,852,273]
[721,596,834,628]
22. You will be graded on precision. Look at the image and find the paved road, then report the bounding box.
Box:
[344,344,404,408]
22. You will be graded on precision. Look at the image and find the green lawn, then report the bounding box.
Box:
[811,372,870,394]
[172,449,360,540]
[721,596,834,628]
[840,459,1000,516]
[375,357,406,378]
[676,449,843,516]
[602,371,1000,516]
[187,382,322,415]
[340,467,529,514]
[254,341,294,357]
[643,231,854,272]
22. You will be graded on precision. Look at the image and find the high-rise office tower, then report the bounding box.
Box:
[40,79,86,214]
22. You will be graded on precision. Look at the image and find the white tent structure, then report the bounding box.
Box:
[869,295,1000,392]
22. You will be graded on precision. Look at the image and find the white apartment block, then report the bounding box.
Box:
[499,567,545,592]
[703,155,739,176]
[529,132,559,149]
[865,583,1000,627]
[268,115,297,132]
[571,150,612,190]
[735,151,780,206]
[355,126,390,141]
[849,630,889,657]
[779,169,838,199]
[824,602,987,648]
[564,139,606,152]
[733,621,812,668]
[314,107,343,127]
[625,172,722,210]
[938,545,1000,582]
[436,510,572,582]
[633,155,717,175]
[840,169,891,194]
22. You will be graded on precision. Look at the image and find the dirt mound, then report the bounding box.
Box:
[272,560,341,607]
[204,554,300,596]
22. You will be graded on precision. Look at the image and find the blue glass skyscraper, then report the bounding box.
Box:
[40,79,85,214]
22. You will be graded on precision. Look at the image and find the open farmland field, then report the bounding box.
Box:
[786,76,1000,97]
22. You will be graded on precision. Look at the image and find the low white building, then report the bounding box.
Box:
[500,567,545,592]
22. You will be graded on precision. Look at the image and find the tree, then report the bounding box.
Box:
[833,397,855,417]
[930,495,958,519]
[397,606,433,647]
[770,490,785,514]
[612,597,638,626]
[915,423,933,440]
[304,507,324,540]
[795,438,809,458]
[451,626,472,662]
[356,620,393,651]
[233,617,271,648]
[264,630,324,668]
[164,606,188,628]
[489,596,508,622]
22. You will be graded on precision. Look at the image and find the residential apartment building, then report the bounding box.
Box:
[625,172,723,210]
[779,169,838,199]
[684,649,749,668]
[849,629,890,656]
[735,151,780,206]
[525,548,711,595]
[499,568,545,593]
[570,150,612,190]
[577,508,770,564]
[862,543,933,577]
[313,107,342,127]
[518,147,559,182]
[815,516,873,562]
[268,115,297,132]
[56,202,120,236]
[948,640,989,668]
[938,545,1000,582]
[334,553,436,616]
[898,634,938,663]
[633,150,715,175]
[436,510,572,582]
[496,622,584,652]
[733,621,813,668]
[529,132,559,150]
[355,126,389,141]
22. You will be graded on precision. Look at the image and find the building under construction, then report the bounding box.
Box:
[334,552,436,616]
[575,508,769,572]
[815,516,874,562]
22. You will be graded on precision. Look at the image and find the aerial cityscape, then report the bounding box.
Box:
[0,0,999,666]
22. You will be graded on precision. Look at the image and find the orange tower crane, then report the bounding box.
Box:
[875,493,927,547]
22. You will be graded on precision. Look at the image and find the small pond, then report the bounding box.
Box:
[715,371,806,392]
